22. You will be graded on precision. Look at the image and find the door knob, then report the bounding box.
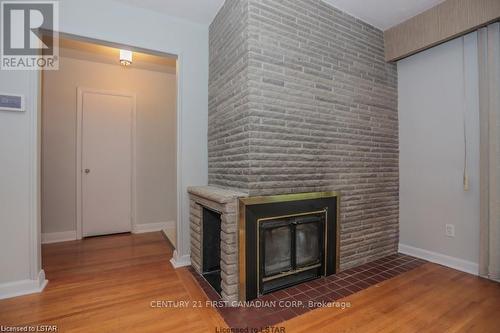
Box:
[84,169,90,174]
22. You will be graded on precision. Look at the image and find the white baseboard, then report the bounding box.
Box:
[170,250,191,268]
[132,221,175,234]
[0,270,48,300]
[42,222,174,243]
[42,231,77,244]
[399,243,479,275]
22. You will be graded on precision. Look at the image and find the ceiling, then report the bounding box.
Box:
[321,0,445,30]
[113,0,445,30]
[55,37,177,73]
[114,0,225,25]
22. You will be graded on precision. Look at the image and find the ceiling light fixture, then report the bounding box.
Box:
[119,49,133,66]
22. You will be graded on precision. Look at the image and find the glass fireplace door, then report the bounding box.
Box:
[259,212,325,294]
[295,216,322,268]
[262,223,292,277]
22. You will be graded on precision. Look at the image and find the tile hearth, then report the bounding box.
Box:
[190,254,427,328]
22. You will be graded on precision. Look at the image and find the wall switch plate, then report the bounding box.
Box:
[445,224,455,237]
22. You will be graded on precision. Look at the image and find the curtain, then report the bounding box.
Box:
[478,22,500,281]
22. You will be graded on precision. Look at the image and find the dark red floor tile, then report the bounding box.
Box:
[315,285,332,294]
[272,289,290,299]
[286,285,305,295]
[307,279,324,288]
[293,292,312,302]
[346,284,364,293]
[343,276,360,284]
[187,253,426,328]
[306,289,323,298]
[357,280,373,289]
[336,287,353,297]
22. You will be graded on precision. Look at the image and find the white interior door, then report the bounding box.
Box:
[81,90,134,237]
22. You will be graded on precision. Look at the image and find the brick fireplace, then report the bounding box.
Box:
[189,188,340,302]
[190,0,399,303]
[188,186,247,302]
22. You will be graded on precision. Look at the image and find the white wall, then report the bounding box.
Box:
[0,0,208,295]
[0,70,44,296]
[398,32,480,274]
[42,53,177,235]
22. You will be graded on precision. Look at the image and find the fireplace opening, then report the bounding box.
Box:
[202,207,222,295]
[239,192,339,301]
[259,212,325,294]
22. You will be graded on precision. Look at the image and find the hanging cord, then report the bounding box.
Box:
[462,36,469,191]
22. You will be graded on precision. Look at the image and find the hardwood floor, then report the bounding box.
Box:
[283,263,500,333]
[0,232,499,332]
[0,232,226,333]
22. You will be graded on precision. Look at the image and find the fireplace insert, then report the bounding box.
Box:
[259,211,325,294]
[239,192,339,301]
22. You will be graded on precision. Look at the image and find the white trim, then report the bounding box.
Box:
[41,231,77,244]
[30,69,42,282]
[76,88,83,239]
[132,221,175,234]
[76,88,136,239]
[399,243,479,275]
[170,250,191,268]
[0,270,47,300]
[174,54,184,263]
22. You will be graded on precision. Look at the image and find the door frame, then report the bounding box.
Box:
[76,87,137,239]
[33,32,187,295]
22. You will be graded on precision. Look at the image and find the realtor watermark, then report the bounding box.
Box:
[0,325,57,332]
[150,299,352,310]
[215,326,285,333]
[1,0,59,70]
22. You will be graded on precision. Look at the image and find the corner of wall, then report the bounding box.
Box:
[0,269,48,300]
